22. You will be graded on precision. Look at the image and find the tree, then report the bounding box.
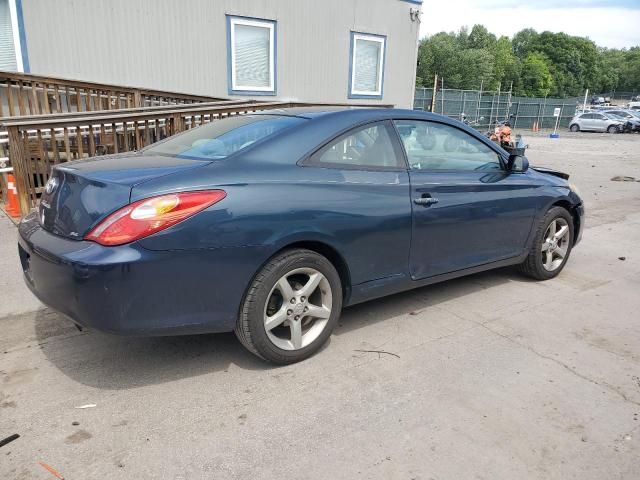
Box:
[416,27,495,90]
[468,25,497,51]
[415,25,640,98]
[512,28,538,59]
[618,47,640,92]
[492,36,520,91]
[519,53,553,97]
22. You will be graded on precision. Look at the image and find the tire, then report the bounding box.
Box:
[235,249,342,364]
[607,125,619,134]
[569,124,580,132]
[519,206,574,281]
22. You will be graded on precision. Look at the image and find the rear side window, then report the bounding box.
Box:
[146,115,305,160]
[308,122,403,169]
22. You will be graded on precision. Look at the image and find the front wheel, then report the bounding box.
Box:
[519,206,574,280]
[607,125,620,134]
[569,124,580,132]
[235,249,342,364]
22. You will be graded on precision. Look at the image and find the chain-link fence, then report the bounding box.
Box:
[414,88,585,131]
[594,91,639,101]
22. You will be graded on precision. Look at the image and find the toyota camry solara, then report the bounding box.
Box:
[18,108,584,364]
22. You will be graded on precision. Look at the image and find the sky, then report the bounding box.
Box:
[419,0,640,49]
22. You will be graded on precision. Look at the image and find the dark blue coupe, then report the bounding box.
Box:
[18,108,584,363]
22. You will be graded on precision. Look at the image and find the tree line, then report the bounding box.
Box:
[415,25,640,98]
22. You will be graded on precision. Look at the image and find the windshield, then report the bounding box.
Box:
[146,115,305,160]
[609,111,630,118]
[604,113,623,120]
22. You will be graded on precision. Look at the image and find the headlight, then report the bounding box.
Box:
[569,183,581,197]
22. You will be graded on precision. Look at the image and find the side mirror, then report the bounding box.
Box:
[507,154,529,173]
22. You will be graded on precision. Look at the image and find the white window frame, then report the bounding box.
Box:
[350,33,386,98]
[228,17,275,93]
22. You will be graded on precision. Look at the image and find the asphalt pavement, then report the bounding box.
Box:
[1,131,639,479]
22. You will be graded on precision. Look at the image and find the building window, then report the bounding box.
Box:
[1,0,28,72]
[349,32,385,98]
[227,16,276,95]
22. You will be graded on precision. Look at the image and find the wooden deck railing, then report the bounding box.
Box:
[0,71,225,118]
[2,101,393,215]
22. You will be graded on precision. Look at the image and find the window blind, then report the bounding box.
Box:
[234,23,271,89]
[0,0,17,71]
[354,39,381,93]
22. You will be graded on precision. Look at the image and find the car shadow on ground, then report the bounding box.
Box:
[34,266,531,390]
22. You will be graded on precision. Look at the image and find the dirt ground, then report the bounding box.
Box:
[1,130,639,480]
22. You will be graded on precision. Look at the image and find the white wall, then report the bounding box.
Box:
[21,0,420,107]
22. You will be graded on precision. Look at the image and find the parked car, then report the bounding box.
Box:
[568,111,625,133]
[18,108,584,364]
[602,110,640,132]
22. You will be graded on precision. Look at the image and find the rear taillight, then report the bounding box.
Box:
[85,190,226,246]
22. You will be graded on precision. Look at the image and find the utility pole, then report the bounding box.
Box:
[441,76,444,114]
[582,89,588,112]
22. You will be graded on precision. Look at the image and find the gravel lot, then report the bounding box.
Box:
[1,130,639,480]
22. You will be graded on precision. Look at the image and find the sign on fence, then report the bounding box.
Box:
[553,108,561,117]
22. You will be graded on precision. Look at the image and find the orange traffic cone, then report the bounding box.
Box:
[4,173,21,218]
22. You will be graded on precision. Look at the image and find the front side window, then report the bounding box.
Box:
[393,120,502,171]
[309,122,402,169]
[146,115,304,160]
[227,16,276,94]
[349,32,385,98]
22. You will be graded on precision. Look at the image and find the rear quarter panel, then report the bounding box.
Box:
[136,159,412,286]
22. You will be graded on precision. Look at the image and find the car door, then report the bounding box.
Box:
[302,120,412,285]
[579,113,593,130]
[393,119,540,280]
[592,113,607,132]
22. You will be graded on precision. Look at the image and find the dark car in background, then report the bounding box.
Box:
[18,108,584,364]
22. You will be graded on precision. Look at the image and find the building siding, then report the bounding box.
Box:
[20,0,419,107]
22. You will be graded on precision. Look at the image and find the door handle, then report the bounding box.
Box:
[414,196,439,206]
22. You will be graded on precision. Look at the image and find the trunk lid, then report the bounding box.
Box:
[39,153,212,239]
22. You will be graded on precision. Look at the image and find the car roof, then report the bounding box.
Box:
[252,107,457,123]
[253,106,361,119]
[240,107,510,164]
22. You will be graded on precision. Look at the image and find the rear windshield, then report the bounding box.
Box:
[146,114,305,160]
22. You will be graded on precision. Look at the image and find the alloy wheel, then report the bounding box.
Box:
[263,268,333,350]
[541,218,570,272]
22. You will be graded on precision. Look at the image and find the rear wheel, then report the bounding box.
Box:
[235,249,342,364]
[569,124,580,132]
[519,206,574,280]
[607,125,620,134]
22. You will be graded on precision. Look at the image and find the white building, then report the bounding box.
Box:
[0,0,422,107]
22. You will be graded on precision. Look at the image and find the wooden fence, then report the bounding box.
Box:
[2,101,392,215]
[0,71,225,118]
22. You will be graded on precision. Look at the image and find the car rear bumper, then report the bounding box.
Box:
[18,213,266,336]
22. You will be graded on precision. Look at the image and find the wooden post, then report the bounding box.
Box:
[7,126,32,215]
[171,113,185,134]
[430,74,437,113]
[133,90,143,108]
